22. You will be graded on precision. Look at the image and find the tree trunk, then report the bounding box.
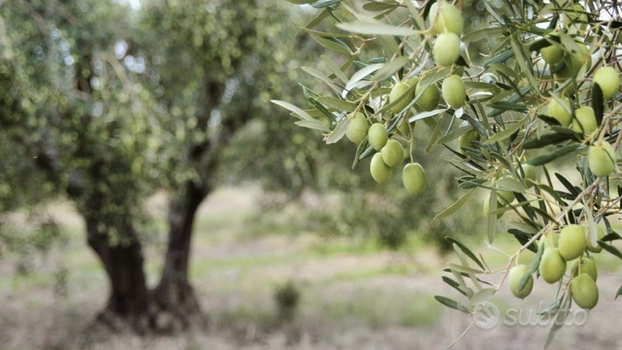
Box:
[152,180,209,331]
[85,216,151,332]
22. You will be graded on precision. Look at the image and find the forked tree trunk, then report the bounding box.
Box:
[85,216,151,332]
[152,180,209,331]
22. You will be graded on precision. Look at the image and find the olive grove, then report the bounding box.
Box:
[278,0,622,345]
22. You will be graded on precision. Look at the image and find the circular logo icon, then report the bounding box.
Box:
[472,301,500,330]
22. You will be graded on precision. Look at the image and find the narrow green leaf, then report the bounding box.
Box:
[434,188,477,220]
[336,21,419,36]
[373,56,410,82]
[325,117,349,144]
[485,118,527,144]
[295,119,331,132]
[271,100,313,120]
[447,237,485,270]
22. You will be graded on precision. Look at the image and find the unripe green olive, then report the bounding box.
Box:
[496,176,515,205]
[370,153,392,184]
[403,163,426,195]
[547,97,572,127]
[556,43,590,80]
[433,33,461,67]
[389,83,413,114]
[541,44,563,65]
[539,247,566,284]
[593,67,620,100]
[346,112,368,144]
[558,224,587,261]
[458,129,480,154]
[521,163,537,188]
[429,2,463,35]
[368,123,388,151]
[541,232,559,249]
[442,75,466,109]
[381,139,404,167]
[587,225,604,253]
[415,83,440,112]
[570,273,599,309]
[397,118,411,136]
[571,256,597,281]
[571,106,597,135]
[588,141,616,177]
[483,193,504,218]
[508,265,533,299]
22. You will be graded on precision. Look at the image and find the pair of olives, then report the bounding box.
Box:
[510,224,603,309]
[429,2,463,67]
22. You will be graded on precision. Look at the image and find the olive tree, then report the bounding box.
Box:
[278,0,622,344]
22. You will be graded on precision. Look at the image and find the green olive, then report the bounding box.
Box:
[571,256,597,281]
[593,67,620,100]
[556,43,590,80]
[483,192,504,218]
[508,265,533,299]
[403,163,426,195]
[570,273,599,309]
[389,83,413,114]
[547,97,572,127]
[541,44,563,65]
[521,163,537,188]
[406,76,419,89]
[539,247,567,284]
[458,129,480,154]
[346,112,368,144]
[415,83,440,112]
[381,139,404,167]
[442,75,466,109]
[433,33,461,67]
[370,153,393,184]
[587,225,604,253]
[588,141,616,177]
[558,224,587,261]
[368,123,388,151]
[495,176,515,205]
[429,2,464,36]
[571,106,597,135]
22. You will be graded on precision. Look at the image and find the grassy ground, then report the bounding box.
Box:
[1,184,621,349]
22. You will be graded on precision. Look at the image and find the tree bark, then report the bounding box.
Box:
[85,215,151,332]
[152,180,209,331]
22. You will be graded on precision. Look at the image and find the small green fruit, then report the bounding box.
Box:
[442,75,466,109]
[368,124,388,151]
[370,153,393,184]
[415,83,440,112]
[429,2,464,35]
[539,247,567,284]
[389,83,413,114]
[381,139,404,167]
[593,67,620,100]
[588,141,616,177]
[483,193,504,218]
[509,265,533,299]
[495,176,515,205]
[403,163,426,195]
[547,97,572,127]
[458,129,480,154]
[541,44,563,65]
[571,273,599,309]
[571,256,597,282]
[587,225,604,253]
[346,112,368,144]
[571,106,597,135]
[558,224,587,261]
[433,33,461,67]
[521,163,537,188]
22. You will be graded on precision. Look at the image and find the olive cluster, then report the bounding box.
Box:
[509,224,604,309]
[344,1,469,195]
[544,64,620,178]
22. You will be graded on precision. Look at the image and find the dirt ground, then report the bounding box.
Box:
[1,185,621,350]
